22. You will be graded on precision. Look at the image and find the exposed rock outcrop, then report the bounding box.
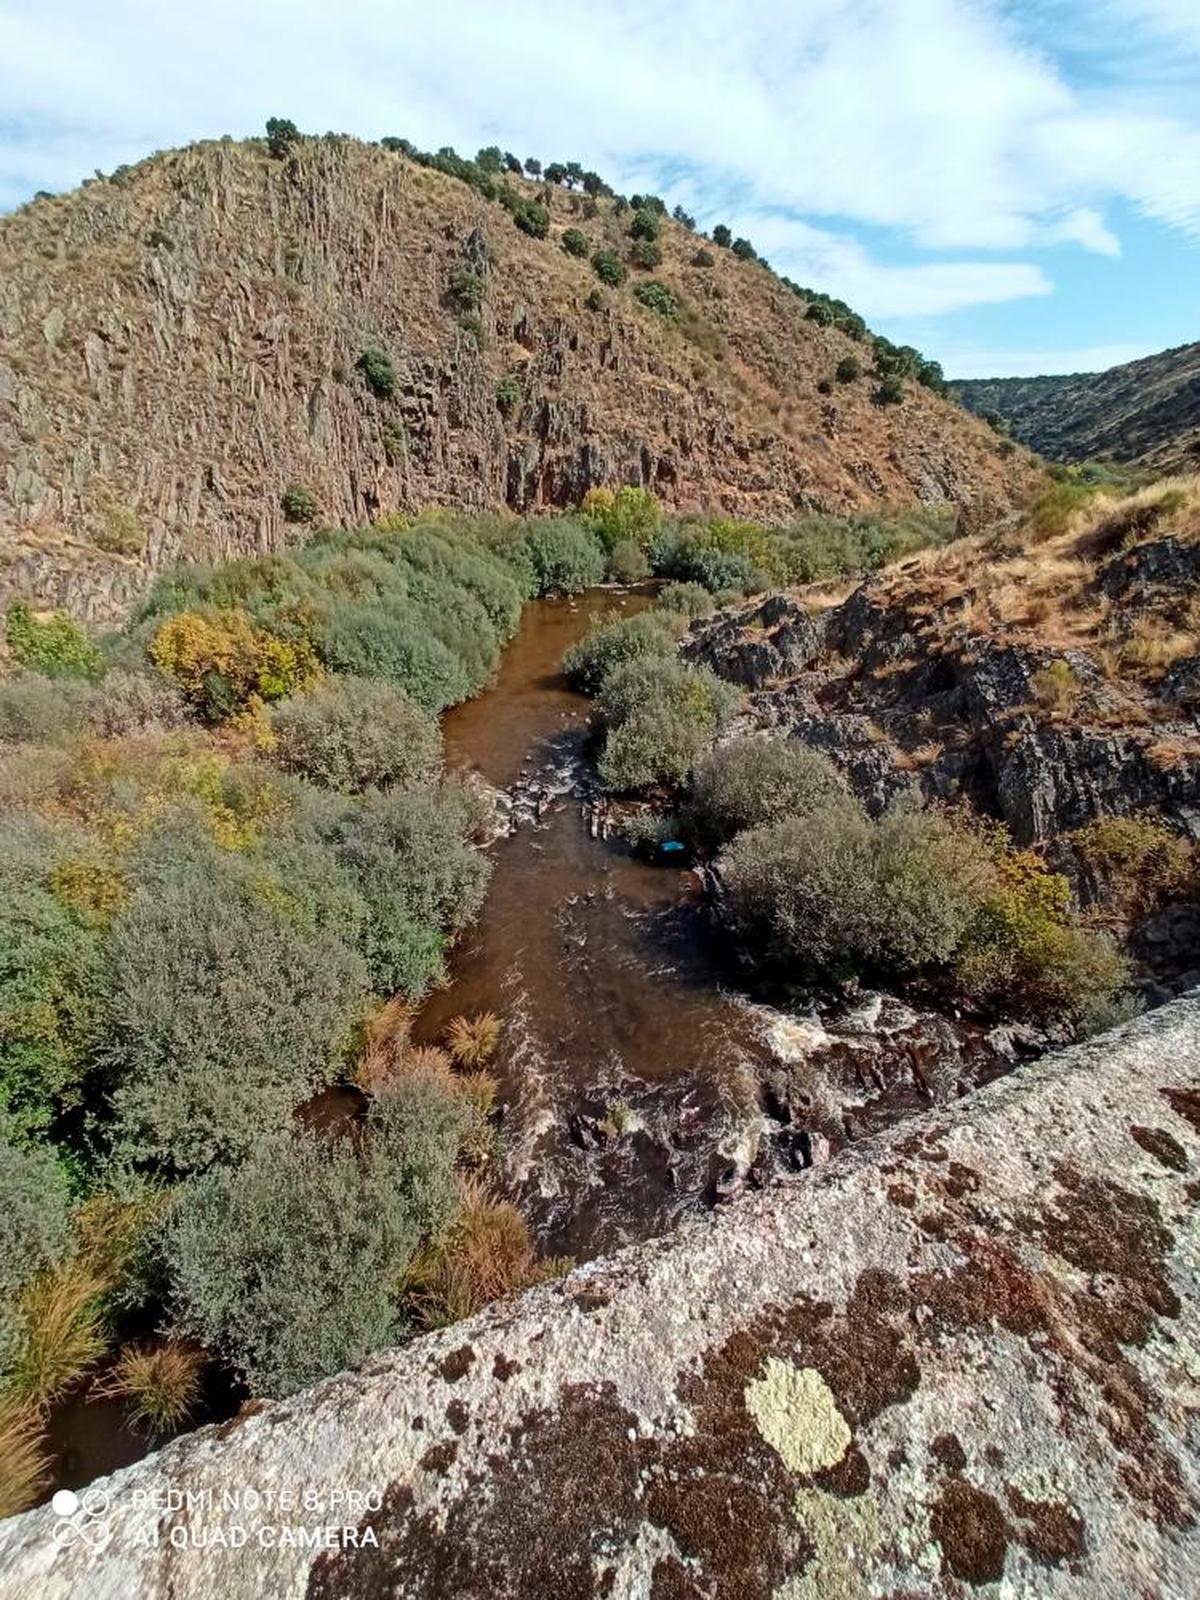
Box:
[2,998,1198,1598]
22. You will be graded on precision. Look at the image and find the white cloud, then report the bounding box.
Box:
[0,0,1197,321]
[942,340,1160,380]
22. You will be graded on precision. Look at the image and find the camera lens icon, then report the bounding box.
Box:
[51,1487,113,1551]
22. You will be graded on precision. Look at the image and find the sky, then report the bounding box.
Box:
[1,0,1198,378]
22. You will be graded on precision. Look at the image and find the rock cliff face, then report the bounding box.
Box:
[0,137,1033,619]
[1,998,1197,1598]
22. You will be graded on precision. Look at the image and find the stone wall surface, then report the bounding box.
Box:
[1,1000,1199,1598]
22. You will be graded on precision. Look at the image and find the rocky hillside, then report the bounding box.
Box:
[686,477,1200,992]
[0,134,1032,618]
[953,341,1200,473]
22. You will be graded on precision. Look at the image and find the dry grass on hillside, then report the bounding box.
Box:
[875,476,1200,685]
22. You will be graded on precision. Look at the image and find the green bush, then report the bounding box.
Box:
[311,600,473,714]
[519,520,607,596]
[561,228,589,258]
[691,248,715,268]
[0,675,92,745]
[835,356,862,383]
[270,676,442,793]
[0,869,104,1140]
[448,269,484,315]
[876,376,905,405]
[591,249,627,288]
[657,582,715,620]
[321,784,491,998]
[682,737,849,854]
[0,1123,74,1367]
[5,603,103,682]
[106,829,368,1176]
[581,486,662,550]
[563,611,679,694]
[629,210,660,242]
[281,485,319,524]
[356,349,398,399]
[629,238,663,271]
[495,375,523,415]
[633,279,678,316]
[513,202,550,239]
[165,1085,466,1396]
[596,657,739,791]
[608,540,650,583]
[585,288,605,312]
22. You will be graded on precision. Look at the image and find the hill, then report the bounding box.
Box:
[952,341,1200,473]
[0,132,1032,618]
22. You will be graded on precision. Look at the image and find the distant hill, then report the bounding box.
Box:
[952,342,1200,474]
[0,133,1031,617]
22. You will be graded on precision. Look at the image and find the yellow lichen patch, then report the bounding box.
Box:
[744,1358,851,1476]
[773,1488,884,1600]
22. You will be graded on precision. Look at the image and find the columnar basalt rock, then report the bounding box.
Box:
[1,999,1198,1598]
[0,138,1032,620]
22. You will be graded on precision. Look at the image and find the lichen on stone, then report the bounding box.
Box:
[744,1358,851,1476]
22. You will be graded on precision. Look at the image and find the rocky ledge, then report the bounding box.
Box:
[2,999,1199,1598]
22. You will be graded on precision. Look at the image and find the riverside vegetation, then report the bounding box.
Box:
[3,477,1197,1515]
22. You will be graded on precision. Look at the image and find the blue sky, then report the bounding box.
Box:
[1,0,1198,378]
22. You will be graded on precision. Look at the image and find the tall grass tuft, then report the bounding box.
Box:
[96,1341,206,1438]
[5,1263,107,1412]
[444,1011,503,1068]
[0,1392,50,1518]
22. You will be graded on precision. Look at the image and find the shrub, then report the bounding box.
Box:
[691,248,715,268]
[0,1128,74,1369]
[731,237,756,260]
[585,288,605,312]
[270,676,442,792]
[447,268,484,311]
[561,228,589,258]
[1027,480,1100,540]
[629,209,660,242]
[1071,815,1196,919]
[581,485,662,550]
[682,737,848,854]
[629,238,663,271]
[444,1012,502,1067]
[166,1083,466,1396]
[1031,659,1079,714]
[876,376,905,405]
[265,118,299,159]
[520,519,607,595]
[835,356,861,383]
[323,783,492,999]
[955,850,1129,1024]
[633,279,678,316]
[513,202,550,239]
[495,374,523,414]
[95,1341,204,1437]
[608,540,650,583]
[563,611,679,694]
[657,581,714,620]
[712,225,732,248]
[596,657,740,791]
[408,1176,549,1325]
[106,831,368,1176]
[381,418,407,465]
[591,249,627,288]
[721,801,993,976]
[85,669,188,738]
[0,674,92,744]
[650,534,756,594]
[0,879,104,1139]
[311,600,473,714]
[281,484,319,524]
[150,608,321,722]
[356,348,398,399]
[5,602,103,681]
[722,805,879,969]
